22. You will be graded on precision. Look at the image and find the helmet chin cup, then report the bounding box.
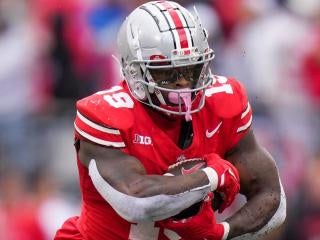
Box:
[133,82,147,100]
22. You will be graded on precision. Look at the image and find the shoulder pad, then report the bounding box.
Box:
[205,76,248,118]
[76,86,135,130]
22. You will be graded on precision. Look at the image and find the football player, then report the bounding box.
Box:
[55,1,286,240]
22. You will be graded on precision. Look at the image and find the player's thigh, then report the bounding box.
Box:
[54,216,83,240]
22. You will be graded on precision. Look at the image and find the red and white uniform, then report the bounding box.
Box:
[55,76,252,240]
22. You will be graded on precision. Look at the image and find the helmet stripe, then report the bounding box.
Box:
[176,8,194,47]
[151,3,177,49]
[157,3,184,49]
[157,1,191,50]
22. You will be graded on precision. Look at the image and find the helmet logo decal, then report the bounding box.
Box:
[150,55,167,60]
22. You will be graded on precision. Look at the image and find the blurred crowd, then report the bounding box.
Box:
[0,0,319,239]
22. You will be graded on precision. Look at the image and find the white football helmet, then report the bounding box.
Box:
[117,1,214,120]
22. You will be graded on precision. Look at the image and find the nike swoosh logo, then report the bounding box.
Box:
[181,162,206,175]
[206,121,222,138]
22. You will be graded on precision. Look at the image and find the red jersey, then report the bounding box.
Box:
[55,76,252,240]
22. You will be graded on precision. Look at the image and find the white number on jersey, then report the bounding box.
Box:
[205,75,233,96]
[98,86,134,109]
[104,92,134,108]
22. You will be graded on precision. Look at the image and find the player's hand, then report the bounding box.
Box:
[203,153,240,213]
[158,193,228,240]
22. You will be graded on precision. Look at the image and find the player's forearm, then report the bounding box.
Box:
[89,159,211,222]
[80,140,210,197]
[226,189,281,239]
[126,172,209,197]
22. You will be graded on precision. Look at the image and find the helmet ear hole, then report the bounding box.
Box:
[128,65,137,77]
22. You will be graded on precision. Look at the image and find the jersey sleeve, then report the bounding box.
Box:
[206,76,248,118]
[74,89,134,148]
[74,110,125,148]
[206,76,253,152]
[225,101,253,151]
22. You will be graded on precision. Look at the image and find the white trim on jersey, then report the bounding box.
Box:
[241,102,251,119]
[74,123,125,148]
[76,111,120,135]
[237,115,253,133]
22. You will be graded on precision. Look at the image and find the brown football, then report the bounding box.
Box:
[166,158,206,176]
[166,159,206,219]
[165,158,223,219]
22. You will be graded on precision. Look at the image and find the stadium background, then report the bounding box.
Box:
[0,0,319,239]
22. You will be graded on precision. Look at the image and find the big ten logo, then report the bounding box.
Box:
[133,134,152,145]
